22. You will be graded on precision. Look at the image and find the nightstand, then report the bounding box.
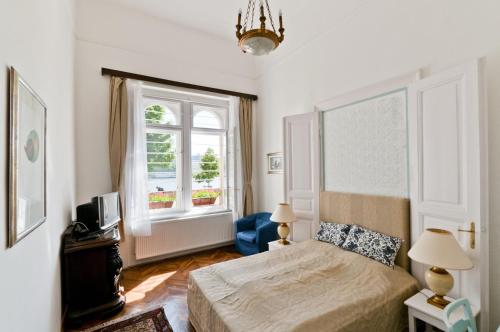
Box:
[404,289,479,332]
[268,239,296,251]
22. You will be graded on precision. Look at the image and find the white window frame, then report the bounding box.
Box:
[142,85,230,221]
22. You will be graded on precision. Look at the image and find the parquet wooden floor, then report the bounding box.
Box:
[71,245,241,332]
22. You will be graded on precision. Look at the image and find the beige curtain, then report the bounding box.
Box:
[109,77,128,236]
[239,98,254,216]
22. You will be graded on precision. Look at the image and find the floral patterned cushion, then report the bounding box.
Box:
[341,225,402,267]
[314,222,351,247]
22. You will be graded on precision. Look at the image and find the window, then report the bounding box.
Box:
[191,105,227,213]
[144,98,181,125]
[143,89,229,218]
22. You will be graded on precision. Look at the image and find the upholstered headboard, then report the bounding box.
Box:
[319,191,411,271]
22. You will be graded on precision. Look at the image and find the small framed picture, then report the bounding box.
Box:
[267,152,284,174]
[8,67,47,247]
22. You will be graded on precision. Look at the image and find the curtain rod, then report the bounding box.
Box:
[101,68,258,101]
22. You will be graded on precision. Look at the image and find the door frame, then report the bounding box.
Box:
[477,58,489,332]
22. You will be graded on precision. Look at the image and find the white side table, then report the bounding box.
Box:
[404,289,479,332]
[268,240,296,251]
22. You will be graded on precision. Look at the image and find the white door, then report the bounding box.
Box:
[408,59,488,329]
[284,112,320,241]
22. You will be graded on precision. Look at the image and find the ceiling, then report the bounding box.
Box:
[102,0,368,75]
[105,0,311,41]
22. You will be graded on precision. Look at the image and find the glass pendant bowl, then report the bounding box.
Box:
[238,29,280,56]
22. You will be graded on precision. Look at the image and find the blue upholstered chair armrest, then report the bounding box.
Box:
[256,221,279,252]
[235,215,256,233]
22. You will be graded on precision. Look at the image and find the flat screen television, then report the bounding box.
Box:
[76,192,121,232]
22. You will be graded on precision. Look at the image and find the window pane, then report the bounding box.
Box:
[147,129,181,211]
[144,99,181,125]
[192,105,225,129]
[191,132,226,210]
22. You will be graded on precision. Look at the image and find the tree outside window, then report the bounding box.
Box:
[145,105,175,173]
[194,148,220,188]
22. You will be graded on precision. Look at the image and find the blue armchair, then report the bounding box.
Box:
[235,212,278,256]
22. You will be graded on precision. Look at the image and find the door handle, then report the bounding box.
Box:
[458,222,475,249]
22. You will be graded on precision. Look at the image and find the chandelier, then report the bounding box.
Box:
[236,0,284,56]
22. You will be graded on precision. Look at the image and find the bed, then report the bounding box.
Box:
[187,192,419,332]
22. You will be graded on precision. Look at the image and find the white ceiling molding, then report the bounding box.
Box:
[98,0,370,79]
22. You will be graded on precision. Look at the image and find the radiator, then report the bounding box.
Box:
[135,213,234,260]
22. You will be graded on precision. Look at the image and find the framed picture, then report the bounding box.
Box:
[8,67,47,247]
[267,152,284,174]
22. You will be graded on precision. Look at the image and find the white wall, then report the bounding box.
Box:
[74,0,257,266]
[0,0,76,331]
[254,0,500,330]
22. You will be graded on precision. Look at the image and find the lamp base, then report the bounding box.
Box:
[277,223,290,245]
[425,266,454,309]
[427,294,451,309]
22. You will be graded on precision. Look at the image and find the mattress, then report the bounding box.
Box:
[187,240,419,332]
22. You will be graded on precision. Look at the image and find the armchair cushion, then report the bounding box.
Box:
[237,230,257,244]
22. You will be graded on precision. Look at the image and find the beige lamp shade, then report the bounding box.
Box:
[270,203,296,224]
[408,228,473,270]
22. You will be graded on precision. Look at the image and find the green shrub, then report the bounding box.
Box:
[149,195,176,202]
[192,191,220,199]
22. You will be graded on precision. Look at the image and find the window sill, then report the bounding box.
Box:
[150,209,233,224]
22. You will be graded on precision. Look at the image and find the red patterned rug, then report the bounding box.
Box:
[84,307,172,332]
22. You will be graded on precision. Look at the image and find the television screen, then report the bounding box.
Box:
[98,192,121,229]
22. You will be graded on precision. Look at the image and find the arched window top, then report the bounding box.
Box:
[144,100,180,125]
[193,105,225,129]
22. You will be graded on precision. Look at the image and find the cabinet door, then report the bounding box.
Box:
[408,59,488,330]
[284,112,320,241]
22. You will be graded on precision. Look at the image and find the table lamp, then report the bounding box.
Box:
[408,228,473,309]
[270,203,296,245]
